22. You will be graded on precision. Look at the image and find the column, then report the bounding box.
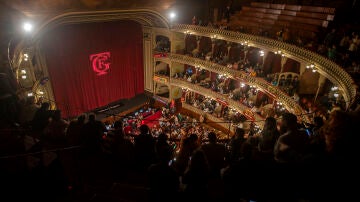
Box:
[280,55,287,73]
[211,42,215,58]
[227,42,231,56]
[259,50,268,67]
[314,74,326,102]
[299,62,307,76]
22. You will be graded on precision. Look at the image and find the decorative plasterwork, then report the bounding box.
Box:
[171,24,356,109]
[32,9,170,41]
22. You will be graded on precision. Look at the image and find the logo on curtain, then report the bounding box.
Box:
[89,52,111,76]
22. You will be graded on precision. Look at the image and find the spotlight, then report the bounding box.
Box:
[23,22,33,32]
[169,12,176,19]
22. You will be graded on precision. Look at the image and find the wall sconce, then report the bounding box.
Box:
[259,50,264,56]
[306,64,317,73]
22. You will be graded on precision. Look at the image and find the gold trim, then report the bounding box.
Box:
[171,24,356,109]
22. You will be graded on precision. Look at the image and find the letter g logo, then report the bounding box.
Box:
[89,52,111,76]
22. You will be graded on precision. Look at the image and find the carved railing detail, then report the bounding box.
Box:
[155,77,265,128]
[168,54,307,121]
[171,24,356,109]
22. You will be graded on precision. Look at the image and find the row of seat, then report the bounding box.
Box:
[230,16,317,40]
[234,12,320,32]
[250,2,335,14]
[240,7,330,28]
[242,6,334,21]
[229,3,335,41]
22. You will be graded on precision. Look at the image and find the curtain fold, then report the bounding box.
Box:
[41,21,144,118]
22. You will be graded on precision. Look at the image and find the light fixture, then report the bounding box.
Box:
[306,64,317,73]
[259,50,264,56]
[23,22,33,32]
[169,12,176,20]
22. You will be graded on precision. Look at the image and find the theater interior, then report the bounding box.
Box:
[1,0,360,201]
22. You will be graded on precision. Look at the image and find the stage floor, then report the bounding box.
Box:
[94,93,150,121]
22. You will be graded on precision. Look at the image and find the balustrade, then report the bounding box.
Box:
[168,53,308,121]
[171,24,356,109]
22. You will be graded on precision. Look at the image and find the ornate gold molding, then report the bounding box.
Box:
[32,9,170,41]
[171,24,356,109]
[154,76,265,128]
[168,54,306,120]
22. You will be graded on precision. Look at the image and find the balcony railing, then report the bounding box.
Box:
[171,24,356,109]
[155,76,265,128]
[168,54,307,121]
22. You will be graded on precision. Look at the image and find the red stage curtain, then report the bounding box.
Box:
[41,21,144,118]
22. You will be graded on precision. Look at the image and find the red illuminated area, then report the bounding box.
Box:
[89,51,111,76]
[153,52,168,58]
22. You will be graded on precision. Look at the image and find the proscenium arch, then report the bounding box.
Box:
[19,9,170,107]
[31,9,170,41]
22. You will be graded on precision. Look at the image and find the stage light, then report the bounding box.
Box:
[169,12,176,19]
[23,22,33,32]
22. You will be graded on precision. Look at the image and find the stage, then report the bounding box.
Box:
[94,93,151,121]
